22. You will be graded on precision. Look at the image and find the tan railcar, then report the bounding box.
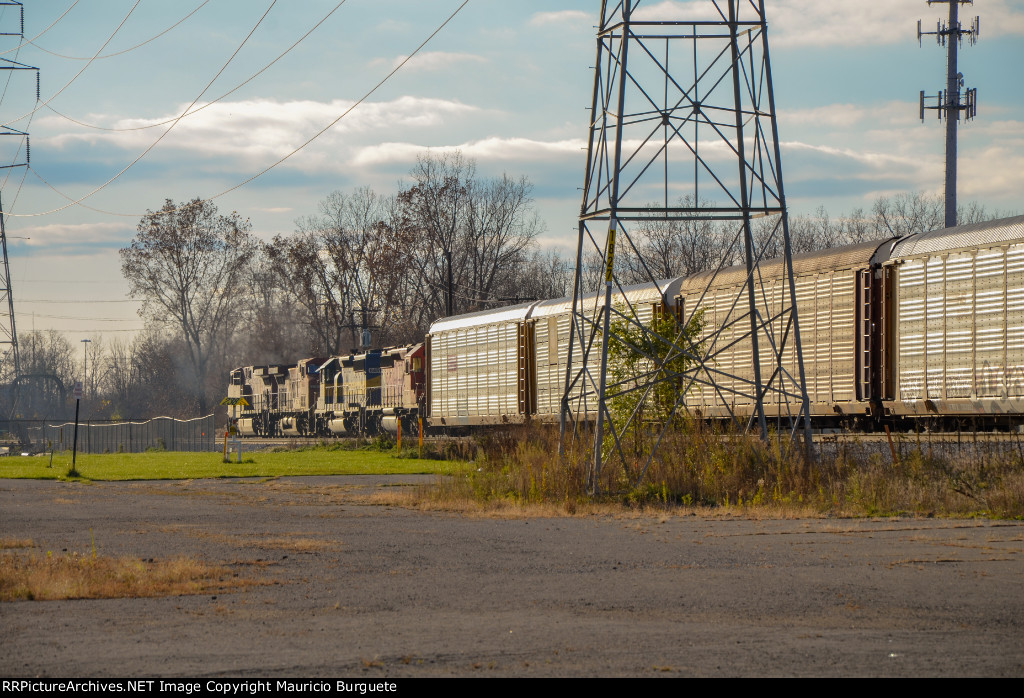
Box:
[664,240,895,422]
[531,282,668,422]
[883,215,1024,417]
[426,303,539,427]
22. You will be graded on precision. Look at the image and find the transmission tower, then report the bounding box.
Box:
[560,0,813,493]
[0,0,36,383]
[918,0,979,229]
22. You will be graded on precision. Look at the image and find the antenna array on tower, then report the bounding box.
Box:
[918,0,980,229]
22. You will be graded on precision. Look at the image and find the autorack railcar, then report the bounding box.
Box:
[229,215,1024,435]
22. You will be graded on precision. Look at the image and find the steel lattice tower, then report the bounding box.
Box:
[560,0,813,493]
[0,1,35,384]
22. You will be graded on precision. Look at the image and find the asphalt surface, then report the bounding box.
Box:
[1,476,1022,677]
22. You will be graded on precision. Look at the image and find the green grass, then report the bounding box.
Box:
[0,448,468,481]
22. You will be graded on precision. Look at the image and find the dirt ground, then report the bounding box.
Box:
[1,476,1022,678]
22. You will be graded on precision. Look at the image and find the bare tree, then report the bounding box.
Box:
[264,230,348,355]
[518,249,573,301]
[120,198,256,413]
[399,151,544,319]
[872,191,946,238]
[239,250,314,364]
[463,174,543,303]
[101,336,142,417]
[7,330,76,418]
[267,188,419,354]
[400,151,473,319]
[320,188,416,349]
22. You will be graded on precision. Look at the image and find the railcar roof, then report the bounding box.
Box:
[889,214,1024,259]
[668,238,894,297]
[530,280,670,319]
[428,301,539,334]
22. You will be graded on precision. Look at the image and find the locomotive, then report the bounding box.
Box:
[227,214,1024,435]
[226,345,425,437]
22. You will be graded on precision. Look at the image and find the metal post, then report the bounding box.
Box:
[944,0,959,228]
[71,399,79,469]
[729,1,768,439]
[918,1,979,229]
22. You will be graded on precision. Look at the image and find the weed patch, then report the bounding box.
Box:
[0,550,254,601]
[410,424,1024,518]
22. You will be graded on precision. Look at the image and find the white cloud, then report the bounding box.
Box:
[16,222,133,247]
[529,11,591,27]
[620,0,1024,47]
[351,137,586,167]
[370,51,488,72]
[632,1,718,22]
[782,104,870,129]
[43,96,483,167]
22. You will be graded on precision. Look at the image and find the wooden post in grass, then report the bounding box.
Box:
[397,417,402,450]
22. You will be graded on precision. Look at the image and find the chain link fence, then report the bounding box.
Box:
[2,415,216,453]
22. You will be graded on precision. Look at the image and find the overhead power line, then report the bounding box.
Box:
[0,0,81,57]
[2,0,143,126]
[10,0,474,219]
[43,0,348,133]
[8,0,282,217]
[28,1,210,61]
[18,299,138,304]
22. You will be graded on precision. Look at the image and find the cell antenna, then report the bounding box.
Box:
[560,0,814,494]
[918,0,979,229]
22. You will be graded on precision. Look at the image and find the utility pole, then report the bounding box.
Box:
[81,338,92,398]
[919,1,979,229]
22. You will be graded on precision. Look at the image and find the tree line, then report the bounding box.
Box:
[5,152,568,420]
[4,148,1013,420]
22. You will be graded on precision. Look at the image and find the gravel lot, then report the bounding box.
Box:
[1,476,1022,677]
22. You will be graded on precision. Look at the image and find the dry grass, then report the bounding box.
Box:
[1,537,35,549]
[0,549,254,602]
[407,424,1024,519]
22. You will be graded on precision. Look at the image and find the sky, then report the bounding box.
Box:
[1,0,1022,347]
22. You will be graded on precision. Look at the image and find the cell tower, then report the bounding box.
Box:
[0,0,36,384]
[561,0,813,492]
[918,0,979,229]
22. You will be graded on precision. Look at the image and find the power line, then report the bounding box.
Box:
[7,1,281,217]
[19,313,136,321]
[10,0,473,219]
[2,0,142,126]
[42,0,348,134]
[27,1,210,61]
[0,0,81,57]
[17,299,138,304]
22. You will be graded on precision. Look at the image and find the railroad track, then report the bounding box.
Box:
[816,430,1024,444]
[230,435,473,449]
[234,430,1024,449]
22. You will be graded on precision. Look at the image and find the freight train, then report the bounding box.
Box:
[226,214,1024,435]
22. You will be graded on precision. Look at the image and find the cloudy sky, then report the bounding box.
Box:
[2,0,1022,344]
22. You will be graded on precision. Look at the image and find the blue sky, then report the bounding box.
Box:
[2,0,1022,342]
